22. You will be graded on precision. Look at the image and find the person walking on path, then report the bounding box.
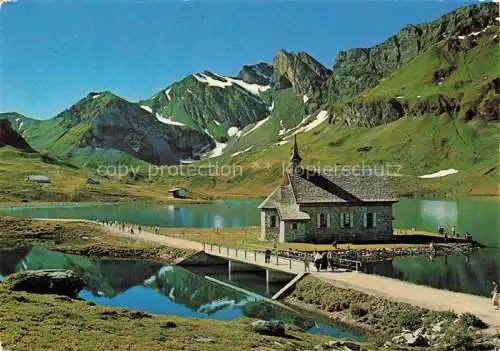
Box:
[492,281,499,310]
[313,251,322,272]
[138,226,142,234]
[264,249,271,264]
[154,226,159,235]
[327,250,334,271]
[303,253,310,272]
[451,225,456,237]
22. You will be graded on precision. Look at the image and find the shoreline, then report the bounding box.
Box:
[1,217,498,349]
[1,193,499,208]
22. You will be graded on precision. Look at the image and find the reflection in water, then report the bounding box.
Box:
[364,249,499,297]
[420,200,458,229]
[0,247,361,340]
[213,214,224,230]
[0,197,498,297]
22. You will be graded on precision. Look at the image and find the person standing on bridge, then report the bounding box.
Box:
[303,253,310,272]
[492,281,499,310]
[327,251,334,271]
[314,251,322,272]
[265,249,271,264]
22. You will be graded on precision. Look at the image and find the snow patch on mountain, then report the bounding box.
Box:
[140,105,153,113]
[165,88,172,101]
[274,140,289,146]
[278,120,286,136]
[214,120,222,126]
[302,95,310,103]
[458,25,491,39]
[193,72,270,96]
[227,126,240,138]
[92,94,101,99]
[203,128,227,158]
[155,113,186,127]
[280,110,329,139]
[224,76,270,96]
[242,116,271,137]
[193,73,232,88]
[419,169,458,179]
[230,146,253,157]
[302,110,329,132]
[268,101,275,112]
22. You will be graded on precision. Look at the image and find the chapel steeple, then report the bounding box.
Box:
[289,135,302,172]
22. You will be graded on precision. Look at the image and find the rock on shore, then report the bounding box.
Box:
[2,269,86,298]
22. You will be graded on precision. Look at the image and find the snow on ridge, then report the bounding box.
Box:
[193,73,232,88]
[224,76,270,96]
[92,94,101,99]
[140,105,153,113]
[15,117,20,122]
[165,88,172,101]
[18,121,24,131]
[230,146,253,157]
[242,116,271,137]
[214,120,222,126]
[155,112,186,127]
[418,169,458,179]
[193,71,270,96]
[302,95,310,103]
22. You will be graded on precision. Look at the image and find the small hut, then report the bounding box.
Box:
[168,187,188,199]
[26,175,50,183]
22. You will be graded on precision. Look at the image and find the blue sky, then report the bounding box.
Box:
[0,0,480,119]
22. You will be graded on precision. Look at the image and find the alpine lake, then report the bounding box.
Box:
[0,197,498,338]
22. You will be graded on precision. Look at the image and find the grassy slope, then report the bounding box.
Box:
[357,28,498,115]
[0,147,192,202]
[0,288,330,351]
[181,115,499,197]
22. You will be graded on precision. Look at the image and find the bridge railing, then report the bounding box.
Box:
[202,242,362,272]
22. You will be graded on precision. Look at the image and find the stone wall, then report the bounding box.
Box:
[283,221,306,242]
[262,209,279,241]
[297,203,393,243]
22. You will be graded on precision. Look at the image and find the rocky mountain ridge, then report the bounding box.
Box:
[1,2,497,167]
[0,119,35,152]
